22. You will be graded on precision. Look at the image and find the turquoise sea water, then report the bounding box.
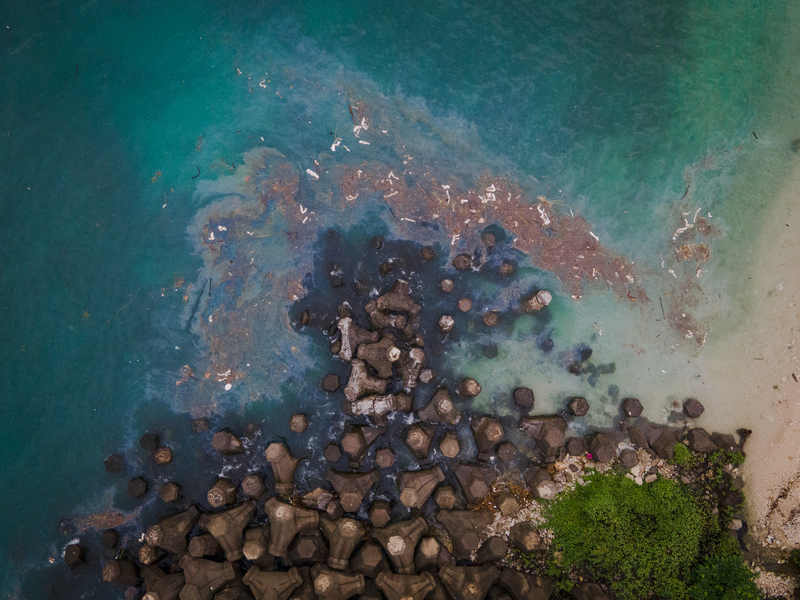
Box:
[2,0,799,596]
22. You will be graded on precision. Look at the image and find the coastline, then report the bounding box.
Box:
[699,157,800,548]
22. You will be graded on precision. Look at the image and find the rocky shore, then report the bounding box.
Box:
[78,249,777,599]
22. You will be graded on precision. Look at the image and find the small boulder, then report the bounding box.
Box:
[565,437,586,456]
[567,397,590,417]
[159,482,181,503]
[513,387,535,409]
[65,544,87,570]
[683,398,705,418]
[289,414,309,433]
[128,477,148,498]
[618,449,638,469]
[685,428,718,454]
[453,254,473,270]
[139,432,160,453]
[621,397,643,418]
[323,374,341,392]
[212,430,244,455]
[104,454,125,474]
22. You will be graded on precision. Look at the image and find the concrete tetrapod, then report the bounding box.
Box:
[207,478,237,508]
[357,335,401,379]
[414,536,455,571]
[311,564,365,600]
[376,280,421,316]
[288,534,327,566]
[397,348,425,389]
[404,424,435,461]
[371,515,427,574]
[141,564,185,600]
[288,567,316,600]
[398,466,445,509]
[324,469,380,513]
[145,506,201,556]
[264,498,320,558]
[319,515,367,570]
[470,416,504,460]
[375,572,435,600]
[417,389,461,424]
[436,510,493,561]
[498,568,554,600]
[198,501,256,561]
[340,424,385,468]
[177,555,236,600]
[343,359,389,402]
[349,542,390,580]
[453,463,497,506]
[102,560,141,587]
[242,526,276,569]
[242,565,303,600]
[336,317,379,362]
[265,443,301,495]
[438,564,500,600]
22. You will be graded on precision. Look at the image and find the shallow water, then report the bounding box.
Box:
[2,0,800,596]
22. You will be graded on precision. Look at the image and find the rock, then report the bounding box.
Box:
[198,501,256,561]
[101,529,119,550]
[567,397,590,417]
[212,430,244,455]
[521,291,551,313]
[471,416,504,459]
[453,254,473,270]
[398,348,426,388]
[454,463,497,506]
[265,443,301,494]
[324,443,343,463]
[375,448,395,469]
[140,432,160,453]
[439,431,461,458]
[376,280,421,316]
[647,426,678,460]
[459,378,482,397]
[685,428,718,454]
[243,566,303,600]
[618,448,638,469]
[102,560,141,587]
[437,510,493,561]
[405,423,435,461]
[311,564,364,600]
[644,474,657,484]
[350,542,389,580]
[128,476,148,498]
[496,442,517,464]
[509,522,541,554]
[154,446,173,465]
[477,537,508,563]
[207,478,237,508]
[264,498,320,558]
[621,397,643,418]
[336,317,379,362]
[368,500,392,528]
[440,279,455,293]
[627,424,649,449]
[589,433,617,463]
[398,466,446,509]
[145,506,200,556]
[324,470,380,513]
[289,414,309,433]
[683,398,705,418]
[158,482,181,503]
[341,424,385,468]
[104,454,126,474]
[481,311,499,327]
[358,335,401,379]
[414,537,454,571]
[513,387,535,410]
[565,437,586,456]
[419,368,435,383]
[495,493,520,517]
[571,582,610,600]
[418,388,461,424]
[498,568,553,600]
[375,572,435,600]
[65,544,86,570]
[188,534,220,558]
[438,315,455,333]
[241,475,267,500]
[320,516,367,570]
[438,564,500,600]
[371,516,427,574]
[458,298,473,312]
[434,486,457,510]
[323,374,341,392]
[711,432,738,453]
[288,534,327,566]
[421,246,437,260]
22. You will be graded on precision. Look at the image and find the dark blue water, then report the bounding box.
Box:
[2,0,799,596]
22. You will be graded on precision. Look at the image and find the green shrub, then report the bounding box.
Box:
[546,474,708,600]
[791,549,800,570]
[687,554,760,599]
[672,442,699,467]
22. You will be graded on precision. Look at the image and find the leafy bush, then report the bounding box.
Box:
[546,474,708,600]
[687,554,760,599]
[672,442,699,467]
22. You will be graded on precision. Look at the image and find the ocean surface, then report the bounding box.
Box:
[2,0,799,596]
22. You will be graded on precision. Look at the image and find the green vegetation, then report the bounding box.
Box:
[546,474,707,599]
[544,455,759,600]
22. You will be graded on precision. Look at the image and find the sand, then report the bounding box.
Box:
[697,159,800,549]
